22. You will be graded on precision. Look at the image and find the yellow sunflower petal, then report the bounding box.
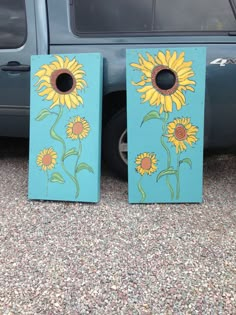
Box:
[150,92,160,105]
[37,75,51,84]
[35,69,46,77]
[146,53,156,65]
[142,89,156,103]
[172,94,182,110]
[168,51,177,69]
[172,52,185,70]
[156,51,168,66]
[60,94,65,104]
[50,96,60,109]
[179,71,195,82]
[137,85,153,93]
[177,61,193,71]
[142,58,155,71]
[175,90,186,104]
[55,55,64,68]
[36,81,51,91]
[165,50,171,63]
[69,93,80,105]
[41,64,55,74]
[181,79,196,86]
[77,95,84,105]
[38,87,53,97]
[67,58,77,70]
[65,94,72,109]
[51,61,61,69]
[64,57,70,69]
[185,86,195,92]
[164,95,173,112]
[45,90,56,101]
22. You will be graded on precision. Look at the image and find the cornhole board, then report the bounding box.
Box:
[28,53,103,202]
[127,47,206,203]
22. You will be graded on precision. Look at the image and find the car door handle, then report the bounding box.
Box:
[1,61,30,72]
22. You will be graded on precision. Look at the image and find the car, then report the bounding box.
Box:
[0,0,235,179]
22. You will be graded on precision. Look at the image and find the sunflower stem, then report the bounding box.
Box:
[160,112,174,200]
[46,170,49,197]
[50,105,78,198]
[138,177,146,203]
[74,140,82,198]
[176,153,181,200]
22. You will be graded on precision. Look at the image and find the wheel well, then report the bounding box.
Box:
[102,91,126,125]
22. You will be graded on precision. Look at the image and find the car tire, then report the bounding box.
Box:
[102,108,128,180]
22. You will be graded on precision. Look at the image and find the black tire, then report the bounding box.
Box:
[102,108,128,180]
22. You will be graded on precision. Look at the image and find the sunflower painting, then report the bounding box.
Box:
[37,147,57,171]
[35,55,86,110]
[135,152,157,176]
[166,118,198,154]
[28,53,103,202]
[131,51,195,113]
[135,152,158,202]
[66,116,90,140]
[127,47,206,203]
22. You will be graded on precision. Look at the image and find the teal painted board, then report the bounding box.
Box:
[28,53,103,202]
[127,48,206,203]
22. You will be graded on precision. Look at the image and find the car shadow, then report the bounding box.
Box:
[0,137,29,159]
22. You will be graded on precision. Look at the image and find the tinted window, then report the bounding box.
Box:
[72,0,153,33]
[0,0,27,49]
[72,0,236,35]
[155,0,236,32]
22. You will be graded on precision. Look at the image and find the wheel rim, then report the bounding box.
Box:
[118,129,128,165]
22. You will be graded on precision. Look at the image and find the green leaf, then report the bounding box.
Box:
[76,163,94,174]
[138,181,146,203]
[50,128,64,143]
[179,158,192,169]
[156,168,177,182]
[141,110,161,126]
[63,148,78,160]
[35,109,51,121]
[50,172,65,184]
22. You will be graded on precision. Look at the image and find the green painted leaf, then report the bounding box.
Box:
[35,109,51,121]
[50,172,65,184]
[63,148,78,160]
[141,110,161,126]
[138,181,146,202]
[50,128,63,143]
[156,168,177,182]
[179,158,192,169]
[76,163,94,174]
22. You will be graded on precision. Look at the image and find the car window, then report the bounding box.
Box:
[155,0,236,32]
[0,0,27,49]
[71,0,236,35]
[72,0,153,34]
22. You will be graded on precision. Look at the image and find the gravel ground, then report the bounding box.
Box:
[0,138,235,315]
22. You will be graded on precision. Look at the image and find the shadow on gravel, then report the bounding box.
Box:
[0,137,29,158]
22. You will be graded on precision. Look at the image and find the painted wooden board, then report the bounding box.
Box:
[28,53,103,202]
[127,47,206,203]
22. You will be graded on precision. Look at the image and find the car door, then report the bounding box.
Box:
[0,0,37,137]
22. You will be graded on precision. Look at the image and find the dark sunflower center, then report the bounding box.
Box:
[51,69,76,94]
[56,73,74,92]
[155,69,176,91]
[151,66,178,95]
[174,125,187,141]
